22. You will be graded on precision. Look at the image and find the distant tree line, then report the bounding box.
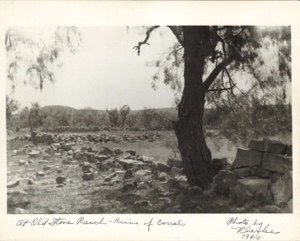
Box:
[7,95,291,144]
[6,98,178,132]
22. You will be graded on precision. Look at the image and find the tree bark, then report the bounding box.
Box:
[174,26,216,189]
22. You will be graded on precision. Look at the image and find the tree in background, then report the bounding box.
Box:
[119,105,131,128]
[6,95,20,128]
[106,105,131,128]
[134,26,291,189]
[105,108,119,127]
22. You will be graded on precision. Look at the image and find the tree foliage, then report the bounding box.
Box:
[136,26,291,144]
[6,27,81,92]
[6,95,20,125]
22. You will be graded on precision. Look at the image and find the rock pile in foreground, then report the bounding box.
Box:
[213,139,292,210]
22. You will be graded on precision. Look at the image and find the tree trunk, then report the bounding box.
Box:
[174,26,216,189]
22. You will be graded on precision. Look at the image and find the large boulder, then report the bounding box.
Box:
[270,171,292,206]
[230,185,254,206]
[232,148,263,168]
[232,167,253,177]
[248,139,268,152]
[262,153,292,174]
[252,166,270,178]
[248,139,287,154]
[212,158,229,173]
[213,170,240,195]
[237,178,270,194]
[265,140,287,155]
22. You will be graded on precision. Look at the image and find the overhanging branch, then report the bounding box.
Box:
[133,26,160,56]
[203,56,234,91]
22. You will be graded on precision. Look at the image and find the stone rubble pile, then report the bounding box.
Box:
[10,131,161,145]
[213,139,292,210]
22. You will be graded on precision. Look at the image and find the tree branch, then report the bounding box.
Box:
[168,26,184,46]
[133,26,160,56]
[207,85,236,92]
[203,56,234,91]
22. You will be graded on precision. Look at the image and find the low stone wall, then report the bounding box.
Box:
[10,132,162,145]
[214,139,292,210]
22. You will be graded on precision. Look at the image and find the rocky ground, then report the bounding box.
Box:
[7,131,292,214]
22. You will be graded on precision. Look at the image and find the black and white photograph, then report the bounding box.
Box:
[1,1,299,241]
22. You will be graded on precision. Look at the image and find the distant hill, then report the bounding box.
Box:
[40,105,177,115]
[41,105,77,112]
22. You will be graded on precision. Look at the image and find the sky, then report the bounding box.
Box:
[6,26,291,111]
[6,26,179,110]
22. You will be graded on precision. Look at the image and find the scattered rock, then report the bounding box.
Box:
[167,158,182,168]
[43,165,52,171]
[114,149,123,155]
[252,166,270,178]
[28,179,35,185]
[248,139,287,154]
[266,140,287,154]
[255,189,274,205]
[123,182,135,192]
[82,172,94,181]
[170,167,182,177]
[237,178,270,194]
[233,148,263,168]
[248,139,268,152]
[38,160,48,164]
[95,155,109,161]
[123,170,134,179]
[100,146,114,155]
[61,143,72,151]
[271,172,292,206]
[56,176,67,184]
[287,199,293,212]
[7,180,20,188]
[262,153,292,174]
[286,145,292,156]
[119,159,149,170]
[214,170,240,195]
[187,186,204,196]
[14,208,29,214]
[137,155,154,163]
[125,149,136,156]
[270,172,283,183]
[212,158,229,173]
[230,185,254,206]
[29,150,40,157]
[28,159,33,164]
[232,167,253,177]
[156,162,172,173]
[36,171,45,177]
[19,160,26,166]
[158,172,169,182]
[134,200,152,207]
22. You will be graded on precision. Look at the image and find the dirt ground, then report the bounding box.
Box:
[6,130,291,214]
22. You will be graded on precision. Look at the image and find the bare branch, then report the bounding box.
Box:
[133,26,160,56]
[207,85,236,92]
[203,56,234,91]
